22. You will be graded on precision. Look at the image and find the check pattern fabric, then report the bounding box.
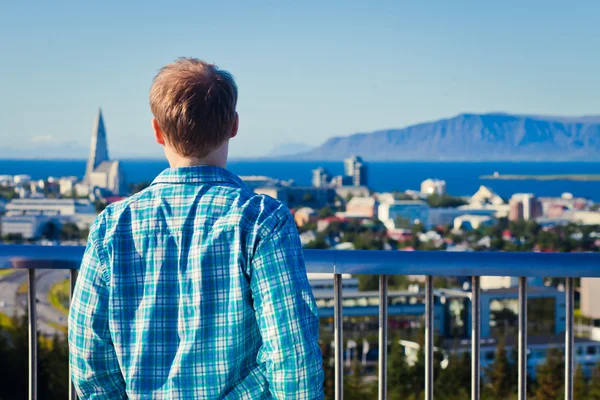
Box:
[69,165,324,399]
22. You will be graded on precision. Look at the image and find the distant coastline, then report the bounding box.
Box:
[481,173,600,182]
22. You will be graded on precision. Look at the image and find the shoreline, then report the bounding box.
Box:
[481,174,600,182]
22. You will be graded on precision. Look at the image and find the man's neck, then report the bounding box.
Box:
[168,156,226,169]
[165,143,228,169]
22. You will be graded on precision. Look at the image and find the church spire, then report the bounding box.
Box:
[85,108,110,182]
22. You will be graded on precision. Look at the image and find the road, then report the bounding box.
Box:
[0,269,69,336]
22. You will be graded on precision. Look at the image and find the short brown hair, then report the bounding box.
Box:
[150,58,238,157]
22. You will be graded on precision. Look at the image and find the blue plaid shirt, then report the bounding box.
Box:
[69,166,323,399]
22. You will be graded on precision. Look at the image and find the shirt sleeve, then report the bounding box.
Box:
[68,235,127,399]
[249,208,324,400]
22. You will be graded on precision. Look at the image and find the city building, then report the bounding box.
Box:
[12,175,31,185]
[378,200,429,228]
[0,175,12,186]
[335,186,370,200]
[452,215,495,232]
[254,186,336,209]
[83,109,126,196]
[480,276,543,290]
[0,198,8,214]
[0,215,51,239]
[429,207,497,227]
[343,156,367,187]
[469,185,504,206]
[4,198,97,229]
[312,167,331,188]
[581,278,600,319]
[345,197,378,218]
[509,193,543,221]
[58,177,79,197]
[294,207,318,227]
[420,179,447,196]
[565,210,600,226]
[240,175,286,190]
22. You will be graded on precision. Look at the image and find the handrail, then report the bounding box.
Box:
[2,245,600,277]
[1,244,599,400]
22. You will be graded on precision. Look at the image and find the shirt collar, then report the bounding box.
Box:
[151,165,246,188]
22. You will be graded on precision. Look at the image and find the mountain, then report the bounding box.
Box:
[267,142,314,157]
[290,113,600,161]
[0,142,89,159]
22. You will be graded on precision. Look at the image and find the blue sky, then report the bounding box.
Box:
[0,1,599,158]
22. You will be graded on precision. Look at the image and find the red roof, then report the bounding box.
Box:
[105,196,126,204]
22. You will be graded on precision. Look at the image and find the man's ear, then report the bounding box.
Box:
[230,112,239,139]
[152,118,165,145]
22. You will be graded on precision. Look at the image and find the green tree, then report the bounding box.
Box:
[344,360,372,400]
[302,193,315,204]
[535,348,564,400]
[95,200,107,213]
[305,235,329,249]
[388,337,413,399]
[319,206,335,218]
[590,362,600,399]
[41,221,60,241]
[60,222,80,241]
[485,337,513,399]
[426,194,467,208]
[574,363,588,399]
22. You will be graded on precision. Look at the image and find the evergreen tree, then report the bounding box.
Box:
[344,360,372,400]
[321,343,335,400]
[535,348,564,400]
[574,363,588,399]
[436,352,470,400]
[589,362,600,400]
[388,337,412,399]
[485,337,513,399]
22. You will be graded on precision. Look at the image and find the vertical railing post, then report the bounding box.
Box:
[471,276,480,400]
[565,278,574,400]
[378,275,388,400]
[28,269,37,400]
[69,269,78,400]
[518,277,528,400]
[425,276,434,400]
[334,274,343,400]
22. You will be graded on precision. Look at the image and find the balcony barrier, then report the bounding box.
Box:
[1,244,600,400]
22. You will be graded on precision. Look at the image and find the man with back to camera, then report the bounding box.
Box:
[68,57,324,399]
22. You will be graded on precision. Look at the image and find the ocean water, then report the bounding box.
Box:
[1,159,599,201]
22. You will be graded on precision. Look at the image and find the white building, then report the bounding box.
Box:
[59,177,79,196]
[0,175,13,186]
[581,279,600,319]
[0,215,51,239]
[566,211,600,226]
[378,200,429,228]
[480,276,544,290]
[345,197,378,218]
[453,215,495,232]
[470,185,504,206]
[429,207,497,227]
[13,175,31,185]
[421,179,446,196]
[5,198,96,228]
[83,110,126,195]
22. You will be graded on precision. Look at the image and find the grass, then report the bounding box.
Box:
[0,269,15,278]
[49,279,70,316]
[0,312,13,329]
[17,280,28,295]
[47,321,68,335]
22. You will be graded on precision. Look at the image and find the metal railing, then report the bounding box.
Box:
[1,245,600,400]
